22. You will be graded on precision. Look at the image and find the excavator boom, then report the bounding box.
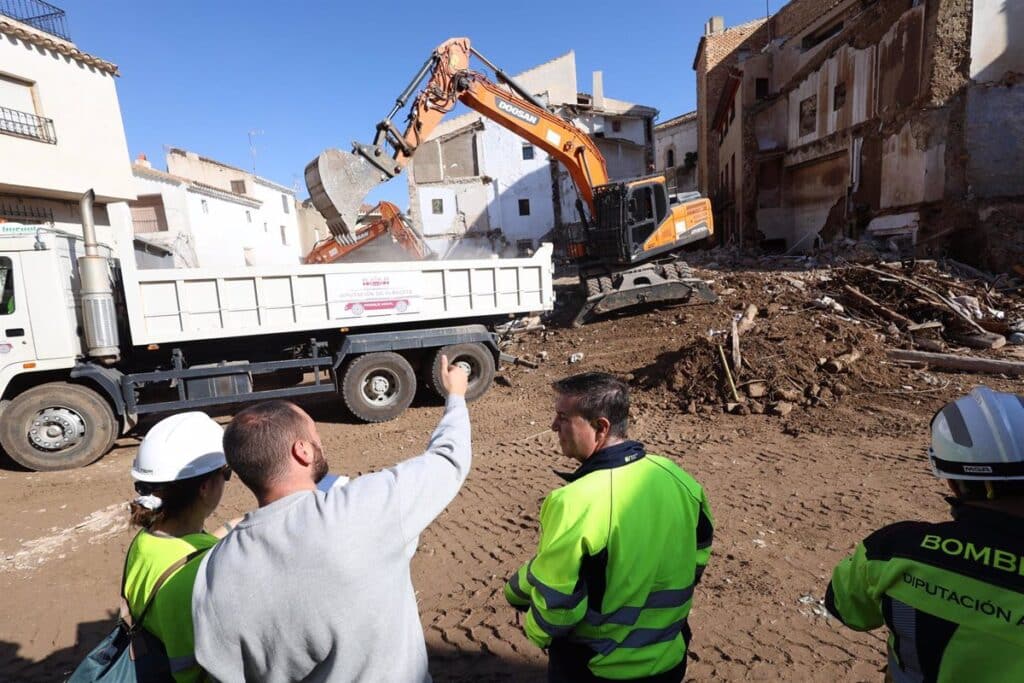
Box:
[305,37,608,241]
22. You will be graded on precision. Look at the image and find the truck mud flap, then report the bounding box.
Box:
[571,279,717,327]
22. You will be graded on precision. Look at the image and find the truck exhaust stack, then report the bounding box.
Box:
[78,190,120,363]
[304,148,388,243]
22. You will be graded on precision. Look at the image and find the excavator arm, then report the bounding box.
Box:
[305,37,609,241]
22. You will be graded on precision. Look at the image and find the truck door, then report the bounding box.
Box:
[0,255,37,367]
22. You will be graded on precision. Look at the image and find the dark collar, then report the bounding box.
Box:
[948,497,1024,534]
[557,440,646,482]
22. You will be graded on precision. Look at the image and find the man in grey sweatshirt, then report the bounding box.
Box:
[192,358,470,682]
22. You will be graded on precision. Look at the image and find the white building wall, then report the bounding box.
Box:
[184,191,254,268]
[249,179,302,262]
[0,25,134,202]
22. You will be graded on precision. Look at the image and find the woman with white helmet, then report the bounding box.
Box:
[122,411,234,683]
[825,386,1024,683]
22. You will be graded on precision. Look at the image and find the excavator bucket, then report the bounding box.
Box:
[304,148,387,243]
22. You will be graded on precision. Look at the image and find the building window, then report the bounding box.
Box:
[264,222,268,233]
[611,119,622,133]
[518,199,530,216]
[431,198,444,214]
[666,149,675,168]
[201,199,209,214]
[833,82,847,111]
[280,225,289,245]
[522,144,535,160]
[231,179,246,194]
[799,95,817,136]
[281,194,290,214]
[0,74,56,144]
[245,210,252,223]
[756,78,770,100]
[0,257,15,315]
[802,21,844,51]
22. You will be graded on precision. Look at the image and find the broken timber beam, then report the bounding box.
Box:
[858,265,991,336]
[887,349,1024,376]
[841,285,914,328]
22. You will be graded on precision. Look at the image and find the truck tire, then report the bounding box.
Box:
[341,352,417,423]
[424,343,496,403]
[0,382,117,471]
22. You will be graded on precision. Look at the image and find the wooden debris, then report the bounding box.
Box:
[857,265,994,338]
[731,319,741,375]
[955,332,1007,350]
[887,350,1024,376]
[907,321,943,332]
[717,343,741,403]
[913,338,946,353]
[825,348,862,373]
[841,284,914,328]
[736,304,759,335]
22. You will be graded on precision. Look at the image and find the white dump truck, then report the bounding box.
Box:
[0,191,553,471]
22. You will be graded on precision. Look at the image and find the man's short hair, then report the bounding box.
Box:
[223,400,310,495]
[553,372,630,438]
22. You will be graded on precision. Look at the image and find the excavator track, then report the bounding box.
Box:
[571,258,717,327]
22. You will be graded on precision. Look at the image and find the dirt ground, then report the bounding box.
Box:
[1,266,1021,682]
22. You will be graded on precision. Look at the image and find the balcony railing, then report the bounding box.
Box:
[0,0,70,40]
[0,106,56,144]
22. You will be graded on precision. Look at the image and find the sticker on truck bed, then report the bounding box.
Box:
[326,271,422,319]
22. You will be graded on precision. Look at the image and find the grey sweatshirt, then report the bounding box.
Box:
[192,396,470,682]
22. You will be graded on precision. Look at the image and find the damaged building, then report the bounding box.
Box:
[406,52,657,257]
[694,0,1024,271]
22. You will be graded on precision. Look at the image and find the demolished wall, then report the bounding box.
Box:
[738,0,1024,270]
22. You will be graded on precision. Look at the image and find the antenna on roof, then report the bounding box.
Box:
[248,129,264,174]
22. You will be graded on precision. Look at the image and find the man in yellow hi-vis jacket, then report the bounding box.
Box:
[505,372,713,682]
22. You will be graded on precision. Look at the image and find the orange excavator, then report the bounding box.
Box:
[305,37,715,324]
[305,200,430,264]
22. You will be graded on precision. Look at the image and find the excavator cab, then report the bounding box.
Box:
[587,177,695,266]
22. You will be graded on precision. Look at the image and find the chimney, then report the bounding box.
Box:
[706,16,725,35]
[592,71,605,111]
[135,153,151,169]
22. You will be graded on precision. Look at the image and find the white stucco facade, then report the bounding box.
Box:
[0,13,134,256]
[0,18,134,203]
[131,159,302,268]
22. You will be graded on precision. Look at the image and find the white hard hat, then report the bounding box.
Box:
[929,386,1024,480]
[132,412,226,483]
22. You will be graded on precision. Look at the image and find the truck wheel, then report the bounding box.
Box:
[341,352,417,422]
[425,343,496,403]
[0,383,117,471]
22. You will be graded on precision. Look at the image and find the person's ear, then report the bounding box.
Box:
[593,417,611,440]
[291,439,313,467]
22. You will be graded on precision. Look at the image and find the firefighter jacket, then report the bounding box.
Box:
[504,440,714,680]
[826,500,1024,682]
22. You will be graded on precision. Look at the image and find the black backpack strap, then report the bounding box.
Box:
[125,545,209,633]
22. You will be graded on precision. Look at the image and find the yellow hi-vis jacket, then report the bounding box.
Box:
[505,441,713,680]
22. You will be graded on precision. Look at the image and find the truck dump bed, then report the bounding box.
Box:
[123,245,553,345]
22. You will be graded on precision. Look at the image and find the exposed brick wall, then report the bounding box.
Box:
[769,0,847,41]
[695,19,768,197]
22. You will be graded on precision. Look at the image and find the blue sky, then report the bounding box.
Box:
[61,0,768,206]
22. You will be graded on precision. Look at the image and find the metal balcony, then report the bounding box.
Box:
[0,0,70,41]
[0,106,56,144]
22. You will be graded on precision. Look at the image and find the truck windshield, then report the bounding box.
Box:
[0,258,13,315]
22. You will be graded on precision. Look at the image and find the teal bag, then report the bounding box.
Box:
[67,544,205,682]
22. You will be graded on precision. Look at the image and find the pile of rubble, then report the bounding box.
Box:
[636,257,1024,418]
